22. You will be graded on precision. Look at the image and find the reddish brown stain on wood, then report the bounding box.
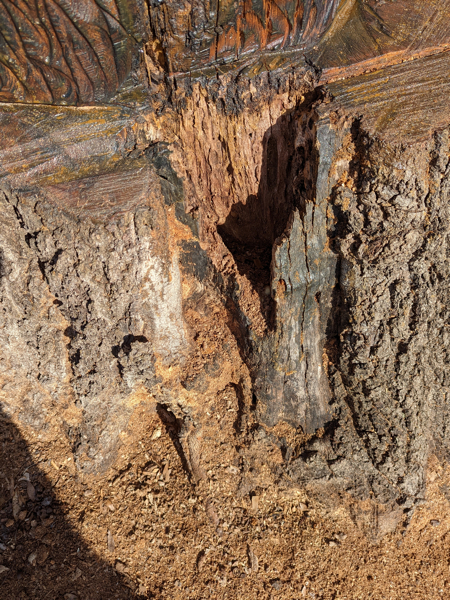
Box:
[0,0,135,105]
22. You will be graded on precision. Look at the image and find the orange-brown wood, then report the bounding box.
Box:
[0,0,136,105]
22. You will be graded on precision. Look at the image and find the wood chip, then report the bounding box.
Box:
[227,465,239,475]
[0,566,9,574]
[27,482,36,501]
[248,545,259,573]
[186,428,207,482]
[251,495,259,511]
[12,489,21,520]
[28,551,37,566]
[151,429,162,440]
[271,579,282,590]
[205,497,220,526]
[115,560,127,573]
[37,545,50,565]
[162,463,170,482]
[107,530,115,553]
[107,503,116,512]
[196,550,206,571]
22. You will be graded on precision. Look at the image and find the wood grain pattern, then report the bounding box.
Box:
[327,50,450,142]
[0,104,136,186]
[2,0,450,108]
[146,0,450,84]
[0,0,134,105]
[313,0,450,71]
[212,0,340,61]
[147,0,342,74]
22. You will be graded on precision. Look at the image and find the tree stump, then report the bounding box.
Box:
[2,0,450,539]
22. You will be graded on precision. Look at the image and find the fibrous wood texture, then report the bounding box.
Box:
[0,0,138,104]
[2,2,450,575]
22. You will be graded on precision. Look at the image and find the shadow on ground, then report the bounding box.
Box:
[0,405,142,600]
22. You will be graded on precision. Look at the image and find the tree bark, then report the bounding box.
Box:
[1,0,450,538]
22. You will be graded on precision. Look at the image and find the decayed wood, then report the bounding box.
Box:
[2,0,450,533]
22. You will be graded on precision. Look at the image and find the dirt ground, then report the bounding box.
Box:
[1,395,449,600]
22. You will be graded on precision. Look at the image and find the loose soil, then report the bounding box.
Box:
[1,402,449,600]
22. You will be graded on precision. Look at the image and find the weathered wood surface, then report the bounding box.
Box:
[2,0,450,533]
[328,50,450,142]
[0,0,139,104]
[149,0,450,79]
[2,0,450,108]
